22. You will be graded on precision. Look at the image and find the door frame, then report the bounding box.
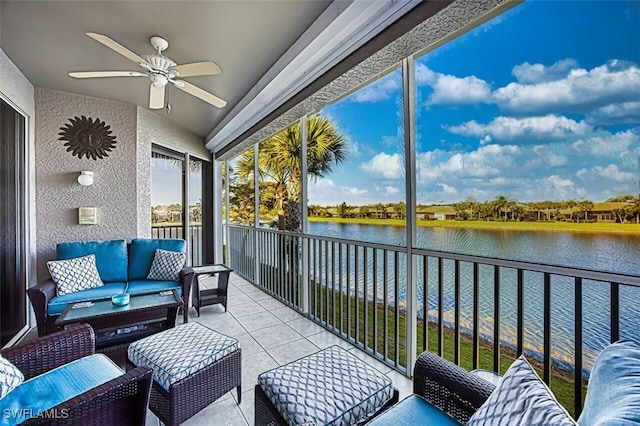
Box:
[0,93,31,348]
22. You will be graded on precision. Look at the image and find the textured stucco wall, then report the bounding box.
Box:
[33,91,207,280]
[35,88,138,280]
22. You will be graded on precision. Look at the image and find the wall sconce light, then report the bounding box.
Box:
[77,171,94,186]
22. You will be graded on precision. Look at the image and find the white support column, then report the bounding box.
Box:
[403,56,418,376]
[213,157,224,264]
[300,115,310,313]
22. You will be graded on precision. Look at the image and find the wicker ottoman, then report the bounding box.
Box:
[255,345,399,426]
[128,321,242,426]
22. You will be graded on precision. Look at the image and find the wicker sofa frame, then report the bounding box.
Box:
[141,347,242,426]
[254,380,399,425]
[27,268,196,337]
[1,324,153,426]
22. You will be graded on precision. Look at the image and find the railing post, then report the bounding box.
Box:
[300,115,309,313]
[403,56,418,376]
[253,143,260,286]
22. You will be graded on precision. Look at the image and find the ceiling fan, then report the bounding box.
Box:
[69,32,226,111]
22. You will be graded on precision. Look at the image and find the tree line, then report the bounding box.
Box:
[308,194,640,224]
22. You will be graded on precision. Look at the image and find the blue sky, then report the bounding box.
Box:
[309,0,640,206]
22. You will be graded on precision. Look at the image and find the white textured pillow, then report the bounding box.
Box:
[0,355,24,399]
[467,356,576,426]
[147,249,186,281]
[47,254,104,296]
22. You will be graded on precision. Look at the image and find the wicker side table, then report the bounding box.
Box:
[190,264,233,316]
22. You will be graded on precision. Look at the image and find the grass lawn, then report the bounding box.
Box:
[308,216,640,234]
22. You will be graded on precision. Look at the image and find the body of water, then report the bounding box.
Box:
[306,221,640,372]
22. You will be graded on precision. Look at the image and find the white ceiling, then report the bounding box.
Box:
[0,0,333,140]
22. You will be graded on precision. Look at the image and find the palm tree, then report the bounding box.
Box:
[576,200,594,223]
[235,116,346,231]
[491,195,510,221]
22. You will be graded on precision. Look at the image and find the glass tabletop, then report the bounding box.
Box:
[57,291,182,324]
[191,264,232,274]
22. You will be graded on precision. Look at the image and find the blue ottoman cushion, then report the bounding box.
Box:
[258,345,394,425]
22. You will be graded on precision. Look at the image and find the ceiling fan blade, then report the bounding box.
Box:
[169,61,221,77]
[69,71,147,78]
[172,80,227,108]
[149,85,165,110]
[86,32,145,65]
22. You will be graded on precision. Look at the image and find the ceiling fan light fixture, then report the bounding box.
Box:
[150,73,168,88]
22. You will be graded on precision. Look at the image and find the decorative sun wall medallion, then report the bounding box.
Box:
[58,116,117,160]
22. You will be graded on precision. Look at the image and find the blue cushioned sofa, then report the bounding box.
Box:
[27,238,192,336]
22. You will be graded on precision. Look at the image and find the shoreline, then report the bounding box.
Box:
[308,216,640,234]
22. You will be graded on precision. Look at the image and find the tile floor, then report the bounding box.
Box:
[146,273,413,426]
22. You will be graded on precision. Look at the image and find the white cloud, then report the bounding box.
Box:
[360,152,404,179]
[350,74,401,103]
[376,185,399,195]
[511,58,579,84]
[492,60,640,114]
[416,63,491,106]
[437,183,458,195]
[535,175,586,199]
[527,145,568,167]
[570,130,638,156]
[341,186,368,196]
[445,115,592,142]
[585,101,640,126]
[309,177,335,189]
[578,164,636,183]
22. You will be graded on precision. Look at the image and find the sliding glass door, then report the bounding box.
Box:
[0,98,28,347]
[151,146,209,266]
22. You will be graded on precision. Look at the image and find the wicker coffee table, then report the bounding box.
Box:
[55,290,183,365]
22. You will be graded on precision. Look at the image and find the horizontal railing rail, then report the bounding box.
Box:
[224,223,640,417]
[151,224,203,266]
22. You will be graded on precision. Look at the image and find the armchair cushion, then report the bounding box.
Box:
[577,339,640,426]
[47,254,104,296]
[147,248,186,281]
[368,394,459,426]
[467,356,575,426]
[1,354,122,425]
[128,238,186,281]
[0,355,23,400]
[56,239,128,283]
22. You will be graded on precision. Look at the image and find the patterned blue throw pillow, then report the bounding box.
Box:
[147,249,186,281]
[0,355,24,399]
[467,355,576,425]
[47,254,104,296]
